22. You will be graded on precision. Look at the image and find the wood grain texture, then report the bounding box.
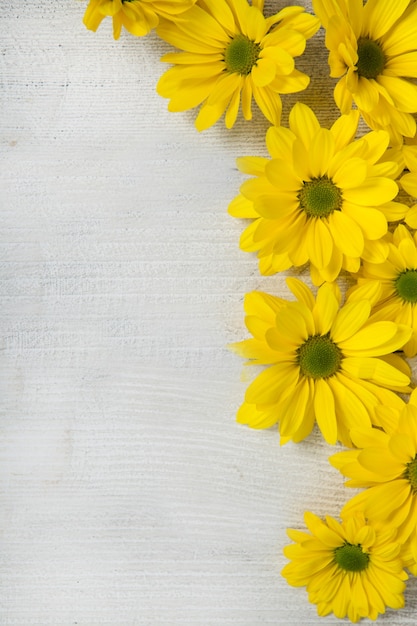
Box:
[1,1,416,624]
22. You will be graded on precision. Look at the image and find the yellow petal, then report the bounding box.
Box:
[313,284,339,334]
[378,75,417,112]
[343,178,398,205]
[269,305,310,347]
[251,57,276,87]
[265,159,301,190]
[195,100,229,131]
[358,447,404,478]
[353,77,380,113]
[342,202,387,240]
[330,157,367,188]
[314,379,338,444]
[235,156,268,177]
[306,218,333,269]
[279,378,310,437]
[253,193,298,219]
[328,375,373,433]
[304,511,342,546]
[388,433,416,464]
[286,277,315,309]
[308,129,335,178]
[330,110,360,151]
[252,84,282,126]
[260,46,295,75]
[341,356,410,387]
[225,88,241,128]
[244,5,267,41]
[288,102,320,149]
[236,401,279,429]
[328,210,364,257]
[338,321,399,355]
[401,172,417,198]
[363,0,410,39]
[385,51,417,79]
[245,362,299,404]
[266,125,296,160]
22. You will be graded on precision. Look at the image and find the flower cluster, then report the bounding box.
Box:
[82,0,417,621]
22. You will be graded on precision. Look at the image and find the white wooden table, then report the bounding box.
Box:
[1,1,416,624]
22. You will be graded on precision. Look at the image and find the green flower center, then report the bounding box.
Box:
[404,456,417,493]
[395,270,417,303]
[356,37,385,79]
[334,543,370,572]
[298,177,342,219]
[224,35,261,75]
[297,333,342,379]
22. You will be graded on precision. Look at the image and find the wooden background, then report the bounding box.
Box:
[1,1,416,624]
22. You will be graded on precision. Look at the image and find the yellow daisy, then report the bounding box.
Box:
[351,224,417,357]
[330,389,417,566]
[232,278,411,446]
[156,0,320,130]
[83,0,196,39]
[282,511,408,622]
[229,102,407,286]
[312,0,417,143]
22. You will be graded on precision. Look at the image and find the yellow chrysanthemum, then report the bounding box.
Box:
[232,278,411,446]
[282,511,408,622]
[156,0,319,130]
[350,224,417,357]
[83,0,196,39]
[229,102,407,285]
[312,0,417,143]
[330,389,417,570]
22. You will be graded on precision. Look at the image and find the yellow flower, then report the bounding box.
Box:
[229,102,407,285]
[232,278,411,446]
[156,1,319,130]
[330,389,417,570]
[350,224,417,357]
[282,511,408,622]
[83,0,196,39]
[312,0,417,143]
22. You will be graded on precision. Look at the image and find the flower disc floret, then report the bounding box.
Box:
[224,35,260,75]
[297,333,341,378]
[395,270,417,303]
[299,177,342,218]
[334,542,369,572]
[356,37,385,79]
[404,456,417,493]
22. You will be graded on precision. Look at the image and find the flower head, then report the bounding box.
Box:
[83,0,196,39]
[229,102,407,285]
[351,224,417,356]
[312,0,417,143]
[282,511,408,622]
[156,1,319,130]
[330,389,417,567]
[232,278,411,446]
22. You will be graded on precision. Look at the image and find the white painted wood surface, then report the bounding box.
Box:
[1,2,416,624]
